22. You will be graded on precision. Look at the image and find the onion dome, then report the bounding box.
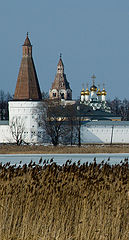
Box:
[90,84,97,92]
[90,74,97,91]
[101,88,107,96]
[97,88,102,96]
[81,88,85,95]
[85,88,90,95]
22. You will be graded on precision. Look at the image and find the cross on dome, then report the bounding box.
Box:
[91,74,96,85]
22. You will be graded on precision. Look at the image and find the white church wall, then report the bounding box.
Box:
[81,121,129,144]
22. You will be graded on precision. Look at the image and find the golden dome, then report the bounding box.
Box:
[101,88,107,96]
[85,88,90,95]
[81,88,85,95]
[97,88,102,96]
[90,85,97,92]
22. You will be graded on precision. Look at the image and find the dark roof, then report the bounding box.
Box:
[14,36,42,100]
[51,73,71,91]
[57,57,64,67]
[51,56,71,91]
[47,103,121,121]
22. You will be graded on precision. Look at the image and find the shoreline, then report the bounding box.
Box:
[0,144,129,154]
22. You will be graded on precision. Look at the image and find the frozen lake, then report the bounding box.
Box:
[0,153,129,166]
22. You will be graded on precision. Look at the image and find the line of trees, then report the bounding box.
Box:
[107,98,129,120]
[0,90,49,121]
[0,90,12,120]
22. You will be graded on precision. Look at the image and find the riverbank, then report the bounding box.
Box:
[0,143,129,154]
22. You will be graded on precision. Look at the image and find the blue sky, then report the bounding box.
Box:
[0,0,129,100]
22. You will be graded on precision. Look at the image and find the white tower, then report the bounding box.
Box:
[9,33,42,143]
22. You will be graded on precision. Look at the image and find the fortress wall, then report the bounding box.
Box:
[1,119,129,144]
[9,101,42,143]
[0,125,12,143]
[81,122,129,144]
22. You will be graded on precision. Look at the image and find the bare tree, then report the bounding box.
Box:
[36,100,86,146]
[75,116,82,147]
[37,100,71,146]
[63,105,77,145]
[10,117,25,145]
[0,90,12,120]
[41,91,49,100]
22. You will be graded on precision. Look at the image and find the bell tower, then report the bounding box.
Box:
[49,54,72,100]
[22,32,32,57]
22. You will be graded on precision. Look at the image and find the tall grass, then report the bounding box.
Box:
[0,159,129,240]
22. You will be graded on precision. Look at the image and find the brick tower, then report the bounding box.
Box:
[49,54,72,100]
[9,34,42,143]
[14,33,42,100]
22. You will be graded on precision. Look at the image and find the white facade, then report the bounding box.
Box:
[81,121,129,144]
[0,101,43,144]
[0,123,11,143]
[9,101,43,143]
[0,102,129,144]
[0,112,129,144]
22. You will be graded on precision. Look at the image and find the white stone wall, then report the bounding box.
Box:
[1,107,129,145]
[9,101,43,143]
[81,121,129,144]
[0,125,12,143]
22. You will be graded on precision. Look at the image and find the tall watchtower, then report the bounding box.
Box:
[9,34,42,143]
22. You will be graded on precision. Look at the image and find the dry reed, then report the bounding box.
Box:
[0,158,129,239]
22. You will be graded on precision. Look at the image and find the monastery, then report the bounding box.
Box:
[0,34,128,144]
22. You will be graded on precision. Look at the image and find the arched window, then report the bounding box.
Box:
[53,92,56,97]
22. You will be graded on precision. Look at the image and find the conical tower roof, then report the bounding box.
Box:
[14,34,42,100]
[23,32,31,46]
[57,54,64,68]
[51,55,71,91]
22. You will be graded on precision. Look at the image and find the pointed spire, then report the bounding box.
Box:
[57,53,64,68]
[23,32,31,46]
[14,35,42,100]
[49,54,72,100]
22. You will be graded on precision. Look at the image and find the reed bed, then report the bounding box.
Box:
[0,158,129,240]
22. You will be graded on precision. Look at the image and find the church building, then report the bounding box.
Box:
[80,74,111,113]
[49,54,72,100]
[0,33,127,144]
